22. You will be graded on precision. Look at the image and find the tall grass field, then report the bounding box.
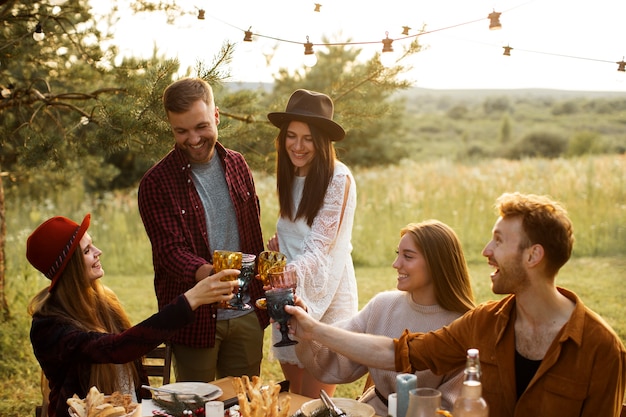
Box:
[1,155,625,416]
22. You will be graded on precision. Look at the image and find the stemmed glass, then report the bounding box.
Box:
[212,250,242,309]
[269,264,297,290]
[257,250,287,286]
[265,287,298,347]
[230,253,255,310]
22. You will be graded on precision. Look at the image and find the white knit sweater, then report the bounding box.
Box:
[296,290,465,416]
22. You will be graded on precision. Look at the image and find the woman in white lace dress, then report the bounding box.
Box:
[266,89,358,397]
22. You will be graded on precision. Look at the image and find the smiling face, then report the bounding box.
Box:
[392,233,436,305]
[482,216,530,295]
[80,232,104,282]
[168,99,219,164]
[285,120,316,176]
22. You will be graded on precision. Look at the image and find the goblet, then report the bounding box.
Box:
[265,287,298,347]
[257,250,287,286]
[213,250,242,309]
[269,264,297,290]
[230,253,255,310]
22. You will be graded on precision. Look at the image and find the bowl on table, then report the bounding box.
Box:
[300,398,375,417]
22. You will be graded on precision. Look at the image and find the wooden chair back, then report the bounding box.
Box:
[143,343,173,386]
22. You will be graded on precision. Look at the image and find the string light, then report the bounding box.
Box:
[243,27,253,42]
[195,8,622,79]
[380,32,396,67]
[314,3,322,12]
[1,86,11,98]
[303,36,317,67]
[33,23,45,41]
[488,9,502,30]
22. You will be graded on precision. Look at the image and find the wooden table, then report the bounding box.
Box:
[212,376,312,415]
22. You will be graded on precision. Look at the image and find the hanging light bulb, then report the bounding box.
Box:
[314,3,322,12]
[488,9,502,30]
[617,59,626,72]
[503,45,513,56]
[303,36,317,67]
[402,26,411,36]
[241,27,254,53]
[380,32,396,67]
[243,27,253,42]
[197,9,205,20]
[33,23,45,41]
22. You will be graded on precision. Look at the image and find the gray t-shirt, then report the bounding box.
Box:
[190,153,240,252]
[190,153,249,319]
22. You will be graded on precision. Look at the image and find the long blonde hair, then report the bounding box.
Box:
[28,249,138,394]
[401,220,475,314]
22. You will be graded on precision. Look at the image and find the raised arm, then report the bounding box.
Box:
[285,304,396,370]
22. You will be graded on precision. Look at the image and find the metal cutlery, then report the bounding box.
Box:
[320,389,346,417]
[141,385,219,398]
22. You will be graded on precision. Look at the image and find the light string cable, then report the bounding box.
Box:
[199,0,623,70]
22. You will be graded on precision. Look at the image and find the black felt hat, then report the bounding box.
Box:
[267,89,345,141]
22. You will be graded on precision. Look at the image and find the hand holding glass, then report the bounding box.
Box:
[230,253,255,310]
[213,250,242,309]
[265,287,298,347]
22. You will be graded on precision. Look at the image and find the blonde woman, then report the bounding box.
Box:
[294,220,475,416]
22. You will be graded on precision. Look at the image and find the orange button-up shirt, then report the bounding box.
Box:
[395,288,626,417]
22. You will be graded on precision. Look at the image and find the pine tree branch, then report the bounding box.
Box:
[0,87,127,111]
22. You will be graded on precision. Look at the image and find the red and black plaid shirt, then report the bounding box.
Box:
[138,143,269,348]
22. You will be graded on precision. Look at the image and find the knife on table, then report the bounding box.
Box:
[223,379,290,409]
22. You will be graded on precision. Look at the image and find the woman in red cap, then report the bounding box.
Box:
[265,89,358,397]
[26,214,238,417]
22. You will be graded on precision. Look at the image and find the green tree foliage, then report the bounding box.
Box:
[500,113,512,144]
[0,0,243,195]
[1,0,120,195]
[567,131,607,156]
[503,131,568,159]
[482,95,511,114]
[551,99,579,115]
[447,104,469,120]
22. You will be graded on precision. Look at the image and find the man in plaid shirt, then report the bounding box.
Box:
[138,78,269,382]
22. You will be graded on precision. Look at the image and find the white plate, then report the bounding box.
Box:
[153,382,222,402]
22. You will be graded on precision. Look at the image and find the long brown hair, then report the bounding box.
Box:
[401,220,475,314]
[28,249,138,394]
[276,122,336,226]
